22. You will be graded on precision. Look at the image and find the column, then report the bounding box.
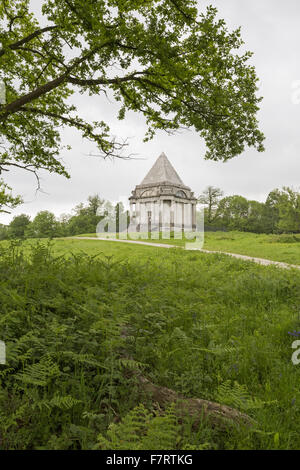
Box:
[151,201,159,239]
[136,201,141,232]
[192,203,196,231]
[129,202,134,224]
[185,202,192,231]
[170,199,175,231]
[162,200,171,239]
[159,199,163,233]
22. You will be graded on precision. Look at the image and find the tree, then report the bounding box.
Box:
[73,195,105,217]
[0,0,264,210]
[0,223,8,240]
[0,180,22,213]
[87,195,105,217]
[275,187,300,233]
[68,194,110,234]
[216,195,249,231]
[263,187,300,234]
[58,213,72,236]
[9,213,31,238]
[198,186,223,223]
[25,210,59,238]
[245,200,266,233]
[264,189,282,233]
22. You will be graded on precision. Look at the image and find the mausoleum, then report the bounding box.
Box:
[129,152,197,232]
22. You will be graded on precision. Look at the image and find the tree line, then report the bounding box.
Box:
[1,186,300,240]
[0,195,126,240]
[199,186,300,234]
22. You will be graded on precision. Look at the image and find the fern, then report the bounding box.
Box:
[139,405,179,450]
[96,404,180,450]
[15,358,60,387]
[216,380,277,411]
[117,358,146,371]
[0,238,299,449]
[96,404,150,450]
[32,395,82,411]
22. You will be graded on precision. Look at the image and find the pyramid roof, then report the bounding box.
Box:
[140,152,184,186]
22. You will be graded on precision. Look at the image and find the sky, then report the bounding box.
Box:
[2,0,300,224]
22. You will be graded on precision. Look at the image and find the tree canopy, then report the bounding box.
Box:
[25,210,59,238]
[8,213,30,237]
[0,0,265,211]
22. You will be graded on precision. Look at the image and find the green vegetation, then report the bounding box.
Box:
[0,195,126,240]
[1,237,300,449]
[200,186,300,234]
[4,185,300,244]
[1,0,295,452]
[72,231,300,266]
[203,232,300,265]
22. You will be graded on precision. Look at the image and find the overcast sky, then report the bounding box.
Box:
[2,0,300,224]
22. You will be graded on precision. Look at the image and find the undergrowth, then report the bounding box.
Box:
[1,239,300,449]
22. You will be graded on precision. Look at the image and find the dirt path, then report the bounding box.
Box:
[199,249,300,270]
[71,237,300,270]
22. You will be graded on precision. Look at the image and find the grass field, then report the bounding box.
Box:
[1,237,300,449]
[75,231,300,265]
[204,232,300,265]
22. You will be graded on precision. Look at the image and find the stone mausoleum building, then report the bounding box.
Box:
[129,152,197,232]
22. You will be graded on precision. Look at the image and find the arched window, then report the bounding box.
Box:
[176,190,186,198]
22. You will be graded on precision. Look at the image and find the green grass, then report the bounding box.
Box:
[1,237,300,449]
[204,232,300,265]
[75,231,300,265]
[73,232,187,246]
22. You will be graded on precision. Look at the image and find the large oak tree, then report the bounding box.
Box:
[0,0,265,211]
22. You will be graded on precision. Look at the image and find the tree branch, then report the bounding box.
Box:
[0,42,115,121]
[169,0,195,23]
[67,70,151,86]
[0,25,59,57]
[20,106,130,159]
[0,74,68,121]
[20,106,101,139]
